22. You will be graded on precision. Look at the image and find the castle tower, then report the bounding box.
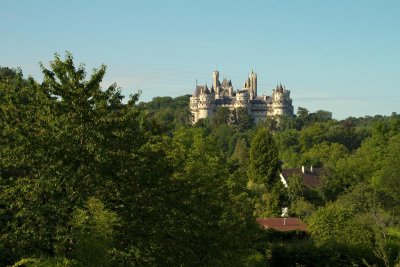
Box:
[235,90,250,108]
[228,80,233,96]
[212,71,220,97]
[268,84,294,116]
[250,70,257,99]
[197,84,214,120]
[189,85,201,123]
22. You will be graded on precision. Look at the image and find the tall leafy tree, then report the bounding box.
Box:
[232,138,250,168]
[161,127,260,266]
[248,127,281,189]
[231,107,254,132]
[247,127,285,217]
[0,53,173,265]
[211,106,230,127]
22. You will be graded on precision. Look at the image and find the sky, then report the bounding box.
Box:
[1,0,399,119]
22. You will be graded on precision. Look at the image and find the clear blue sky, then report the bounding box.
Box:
[1,0,399,119]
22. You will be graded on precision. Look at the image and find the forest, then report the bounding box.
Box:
[1,53,400,266]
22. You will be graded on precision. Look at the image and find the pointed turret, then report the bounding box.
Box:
[193,85,201,97]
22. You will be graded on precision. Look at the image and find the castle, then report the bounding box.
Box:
[189,70,294,123]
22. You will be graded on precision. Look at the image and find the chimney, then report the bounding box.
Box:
[301,166,305,174]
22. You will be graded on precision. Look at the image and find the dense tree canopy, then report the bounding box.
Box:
[0,57,262,267]
[1,56,400,266]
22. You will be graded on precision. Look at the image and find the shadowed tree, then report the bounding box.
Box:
[247,127,286,217]
[0,53,173,265]
[248,128,281,189]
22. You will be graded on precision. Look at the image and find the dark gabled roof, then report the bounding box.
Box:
[203,85,210,94]
[193,85,210,96]
[281,167,325,187]
[215,96,234,105]
[250,99,266,105]
[256,218,307,232]
[221,78,231,88]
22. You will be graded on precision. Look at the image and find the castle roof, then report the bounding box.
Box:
[193,85,209,96]
[221,78,232,88]
[203,84,210,94]
[276,83,285,93]
[192,86,201,97]
[215,96,234,105]
[250,99,266,105]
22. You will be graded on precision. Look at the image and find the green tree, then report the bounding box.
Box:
[212,106,230,127]
[0,53,174,265]
[163,127,260,266]
[302,141,349,168]
[297,107,309,120]
[248,127,281,189]
[376,134,400,216]
[247,127,285,216]
[273,129,301,167]
[298,122,328,151]
[308,203,375,249]
[231,107,254,132]
[212,124,236,154]
[232,138,250,168]
[290,197,315,220]
[295,107,309,128]
[70,198,119,267]
[310,110,332,123]
[140,95,192,127]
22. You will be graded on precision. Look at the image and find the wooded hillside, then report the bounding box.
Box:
[1,54,399,266]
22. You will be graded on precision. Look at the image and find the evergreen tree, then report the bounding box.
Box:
[247,127,285,217]
[248,127,281,189]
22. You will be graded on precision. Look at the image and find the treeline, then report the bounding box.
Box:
[138,73,400,266]
[1,54,400,266]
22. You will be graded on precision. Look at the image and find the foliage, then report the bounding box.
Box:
[248,127,281,189]
[139,95,192,128]
[163,127,261,266]
[247,127,286,217]
[302,141,349,168]
[11,257,77,267]
[70,197,119,266]
[231,138,250,168]
[231,107,254,132]
[308,203,375,248]
[1,56,400,266]
[211,106,230,127]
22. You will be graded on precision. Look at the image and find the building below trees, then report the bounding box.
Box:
[257,217,307,232]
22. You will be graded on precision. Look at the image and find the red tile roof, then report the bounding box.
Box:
[256,217,307,232]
